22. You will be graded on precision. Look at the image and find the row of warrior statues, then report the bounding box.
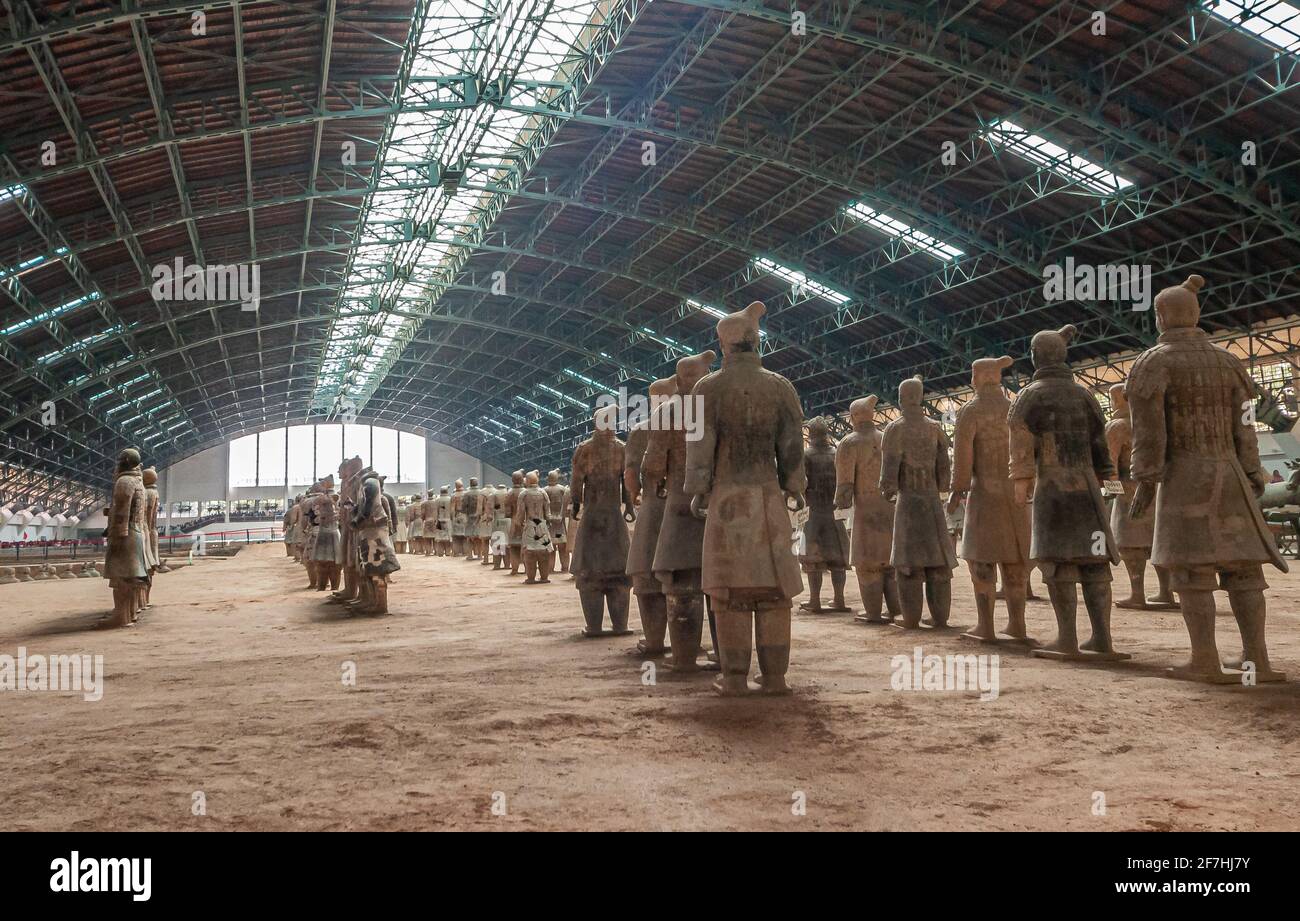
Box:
[103,274,1285,693]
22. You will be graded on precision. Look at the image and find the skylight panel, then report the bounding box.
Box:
[985,119,1135,195]
[516,395,564,420]
[2,291,100,336]
[537,383,588,410]
[563,368,617,395]
[843,202,965,262]
[752,257,851,306]
[0,184,24,204]
[1206,0,1300,54]
[36,324,120,364]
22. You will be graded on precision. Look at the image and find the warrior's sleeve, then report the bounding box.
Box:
[642,426,669,488]
[879,423,901,496]
[1231,360,1265,481]
[775,379,808,495]
[949,407,974,494]
[1086,392,1116,480]
[354,478,378,528]
[683,376,718,497]
[1127,352,1168,483]
[383,494,397,534]
[935,424,953,493]
[570,444,588,514]
[1105,420,1128,481]
[833,435,855,509]
[624,426,648,500]
[1007,392,1037,481]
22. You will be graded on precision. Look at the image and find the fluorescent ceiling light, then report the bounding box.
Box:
[843,202,965,262]
[1206,0,1300,53]
[2,292,100,337]
[562,368,616,395]
[985,119,1135,195]
[0,184,24,204]
[537,383,588,410]
[752,257,851,306]
[515,396,564,420]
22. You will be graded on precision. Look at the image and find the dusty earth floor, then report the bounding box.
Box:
[0,541,1296,831]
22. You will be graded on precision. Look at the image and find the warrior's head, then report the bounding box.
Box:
[341,455,364,478]
[1154,274,1204,332]
[439,485,449,495]
[593,404,619,436]
[1109,382,1129,415]
[454,478,464,491]
[469,476,479,488]
[716,301,764,356]
[142,466,158,487]
[848,395,878,430]
[116,447,141,475]
[547,469,561,486]
[972,355,1014,390]
[806,416,832,447]
[1030,324,1076,370]
[898,375,924,413]
[526,470,540,487]
[512,469,525,486]
[675,350,716,393]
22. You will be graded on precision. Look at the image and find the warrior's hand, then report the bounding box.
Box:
[571,501,582,521]
[1013,477,1034,507]
[689,494,709,520]
[785,491,805,513]
[624,505,637,523]
[945,490,966,516]
[1248,469,1267,498]
[1129,481,1156,518]
[655,480,668,500]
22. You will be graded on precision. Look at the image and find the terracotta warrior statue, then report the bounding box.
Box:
[301,484,321,588]
[491,483,511,569]
[449,479,466,556]
[433,486,452,556]
[645,349,717,672]
[290,494,307,562]
[393,497,409,554]
[685,301,806,696]
[544,470,570,574]
[104,448,148,627]
[1127,274,1286,682]
[571,406,634,636]
[947,357,1034,644]
[880,376,957,629]
[350,466,400,614]
[624,377,678,656]
[799,417,850,613]
[331,456,365,603]
[308,475,342,592]
[141,466,161,609]
[506,470,526,574]
[514,471,553,583]
[408,492,424,554]
[463,477,485,560]
[420,489,439,555]
[478,483,497,566]
[834,395,901,624]
[283,497,299,558]
[1010,325,1127,662]
[1106,382,1177,610]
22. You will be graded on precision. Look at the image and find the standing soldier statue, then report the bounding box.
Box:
[798,417,851,613]
[1009,326,1127,663]
[104,448,149,626]
[947,357,1034,644]
[880,376,957,629]
[685,301,806,696]
[571,406,634,636]
[834,395,901,624]
[1127,275,1286,682]
[624,378,677,656]
[543,470,570,574]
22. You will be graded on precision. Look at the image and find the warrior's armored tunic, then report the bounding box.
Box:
[880,409,957,574]
[1127,326,1284,580]
[951,385,1029,565]
[492,488,512,541]
[684,352,806,603]
[309,492,342,563]
[570,432,631,588]
[433,492,452,543]
[104,467,148,584]
[834,421,893,568]
[143,481,161,573]
[408,499,424,542]
[1008,366,1118,576]
[800,440,849,571]
[507,483,525,550]
[544,482,568,545]
[515,485,552,552]
[450,490,465,540]
[394,502,410,544]
[645,412,707,591]
[624,422,666,592]
[462,484,483,539]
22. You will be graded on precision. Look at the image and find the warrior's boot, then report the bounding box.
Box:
[895,571,925,629]
[580,589,606,635]
[1149,565,1178,607]
[828,569,848,611]
[755,602,792,695]
[1167,590,1238,682]
[713,604,753,696]
[883,570,902,620]
[607,585,632,634]
[961,563,999,642]
[665,593,704,672]
[923,571,951,627]
[1116,556,1149,609]
[800,571,824,613]
[1224,589,1286,682]
[1039,580,1081,656]
[1080,581,1121,655]
[305,561,318,590]
[854,569,887,624]
[635,592,668,655]
[1000,563,1033,643]
[538,553,552,584]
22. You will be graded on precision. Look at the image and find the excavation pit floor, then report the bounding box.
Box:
[1,542,1296,831]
